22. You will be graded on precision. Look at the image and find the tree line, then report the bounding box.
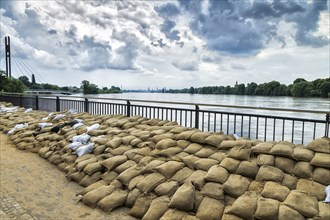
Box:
[167,78,330,98]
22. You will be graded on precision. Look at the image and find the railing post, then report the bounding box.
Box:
[195,105,199,129]
[325,113,330,137]
[127,100,131,117]
[84,98,89,113]
[56,96,60,112]
[35,95,39,110]
[19,94,23,107]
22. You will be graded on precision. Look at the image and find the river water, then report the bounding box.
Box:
[80,93,329,144]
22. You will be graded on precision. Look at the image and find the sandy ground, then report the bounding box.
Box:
[0,133,136,220]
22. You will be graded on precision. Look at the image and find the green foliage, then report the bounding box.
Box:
[18,76,30,87]
[0,71,27,93]
[81,80,99,94]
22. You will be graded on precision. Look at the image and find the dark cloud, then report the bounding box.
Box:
[155,3,180,18]
[47,29,57,35]
[160,19,181,41]
[172,59,199,71]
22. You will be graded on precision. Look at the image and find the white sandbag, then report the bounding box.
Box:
[68,109,78,114]
[87,124,100,132]
[68,142,83,150]
[72,134,91,144]
[53,114,66,121]
[15,123,28,129]
[325,185,330,203]
[24,108,33,113]
[72,122,84,129]
[76,143,94,157]
[74,119,84,123]
[39,123,53,129]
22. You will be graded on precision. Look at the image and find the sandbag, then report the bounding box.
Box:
[189,131,210,144]
[183,143,203,154]
[220,157,240,173]
[269,143,294,157]
[154,181,179,197]
[196,197,225,220]
[125,188,141,208]
[176,140,191,149]
[209,151,226,162]
[227,145,252,160]
[235,160,259,178]
[296,179,326,201]
[76,156,98,171]
[155,138,177,149]
[181,155,200,170]
[184,170,207,190]
[169,181,195,211]
[248,181,265,194]
[313,167,330,185]
[274,156,295,174]
[255,165,284,182]
[310,152,330,168]
[307,137,330,153]
[201,182,224,200]
[76,180,106,196]
[142,160,166,173]
[160,209,187,220]
[293,147,314,162]
[204,134,226,147]
[129,194,157,219]
[105,138,122,148]
[157,147,182,157]
[79,171,101,187]
[193,158,219,171]
[205,165,229,184]
[171,167,194,184]
[281,174,298,190]
[223,174,250,198]
[136,173,166,193]
[76,143,94,157]
[155,161,185,179]
[254,197,279,220]
[116,166,142,185]
[97,189,128,212]
[143,196,170,220]
[278,204,304,220]
[100,155,127,170]
[218,140,236,150]
[81,185,115,208]
[261,181,290,202]
[195,147,215,158]
[68,171,85,183]
[292,161,313,179]
[251,142,274,154]
[257,154,274,166]
[83,161,102,175]
[284,190,318,218]
[227,192,258,220]
[316,202,330,220]
[101,171,118,184]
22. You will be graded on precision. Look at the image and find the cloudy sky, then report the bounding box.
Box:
[0,0,329,89]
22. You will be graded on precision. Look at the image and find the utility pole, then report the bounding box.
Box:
[5,36,11,78]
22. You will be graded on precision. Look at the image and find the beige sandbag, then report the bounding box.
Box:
[223,174,250,198]
[93,137,108,145]
[157,146,182,157]
[68,171,85,183]
[87,129,106,136]
[204,134,226,147]
[296,179,326,201]
[155,161,185,179]
[171,167,194,184]
[136,173,166,193]
[108,145,132,156]
[114,160,137,173]
[152,134,175,143]
[170,126,189,134]
[209,151,226,162]
[316,202,330,220]
[181,155,200,170]
[101,171,118,184]
[255,165,284,182]
[143,196,170,220]
[313,167,330,185]
[182,170,206,190]
[125,188,141,208]
[292,161,313,179]
[221,213,243,220]
[261,181,290,202]
[218,140,236,150]
[227,191,258,220]
[117,166,142,185]
[76,156,98,171]
[251,142,274,154]
[254,197,279,220]
[257,154,274,166]
[79,171,101,187]
[281,174,298,190]
[235,160,259,178]
[270,143,294,157]
[278,204,305,220]
[201,182,224,200]
[129,193,157,219]
[142,159,166,173]
[227,145,252,160]
[205,165,229,184]
[75,153,94,163]
[83,161,103,175]
[128,175,145,191]
[183,143,203,154]
[193,158,219,171]
[310,152,330,168]
[189,131,210,144]
[248,181,265,194]
[76,180,106,196]
[274,156,295,174]
[122,135,136,145]
[105,137,122,148]
[100,155,127,170]
[97,189,128,212]
[155,138,177,149]
[307,137,330,153]
[195,147,215,158]
[81,185,115,208]
[220,157,240,173]
[293,147,314,162]
[160,209,187,220]
[169,181,195,211]
[196,197,225,220]
[284,190,318,218]
[154,181,179,197]
[177,140,191,149]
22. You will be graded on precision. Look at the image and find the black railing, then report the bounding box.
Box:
[0,92,329,144]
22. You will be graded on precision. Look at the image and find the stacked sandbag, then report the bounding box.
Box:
[1,103,329,220]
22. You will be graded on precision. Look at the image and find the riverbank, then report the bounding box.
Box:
[0,102,329,219]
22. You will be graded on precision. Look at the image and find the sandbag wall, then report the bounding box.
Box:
[0,102,329,220]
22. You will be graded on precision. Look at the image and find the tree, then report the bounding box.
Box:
[235,83,246,95]
[320,81,330,97]
[18,76,31,87]
[293,78,307,84]
[246,82,258,95]
[292,81,312,97]
[189,87,195,94]
[0,71,26,93]
[81,80,99,94]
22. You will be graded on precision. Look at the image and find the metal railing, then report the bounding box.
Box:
[0,92,329,144]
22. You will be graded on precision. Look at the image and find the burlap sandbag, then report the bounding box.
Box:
[227,191,258,220]
[257,154,275,166]
[292,161,313,179]
[129,193,157,219]
[68,171,85,183]
[193,158,219,171]
[97,189,128,212]
[313,167,330,185]
[306,137,330,153]
[195,147,215,158]
[117,166,142,185]
[316,202,330,220]
[189,131,210,144]
[125,188,141,208]
[296,179,326,201]
[171,167,194,184]
[274,156,295,174]
[76,180,106,196]
[155,138,177,149]
[248,181,265,194]
[83,161,103,175]
[181,155,200,170]
[235,160,259,178]
[183,143,203,154]
[142,159,166,173]
[281,174,298,190]
[155,161,185,179]
[193,190,204,212]
[269,143,294,157]
[220,157,240,173]
[82,185,115,208]
[136,173,166,193]
[227,145,252,161]
[160,209,187,220]
[205,165,229,184]
[105,138,122,148]
[127,175,145,191]
[76,156,98,171]
[293,147,314,162]
[278,204,305,220]
[254,197,279,220]
[79,171,102,187]
[221,213,243,220]
[261,181,290,202]
[209,151,226,162]
[204,134,227,147]
[169,181,195,211]
[184,170,207,190]
[114,160,137,173]
[143,196,170,220]
[255,165,284,182]
[284,190,318,218]
[152,133,175,143]
[154,181,179,197]
[251,142,274,154]
[157,146,182,157]
[310,152,330,168]
[223,174,250,198]
[196,197,225,220]
[218,140,236,150]
[177,140,191,149]
[201,182,224,200]
[101,171,118,184]
[108,145,132,156]
[75,153,95,164]
[100,155,127,170]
